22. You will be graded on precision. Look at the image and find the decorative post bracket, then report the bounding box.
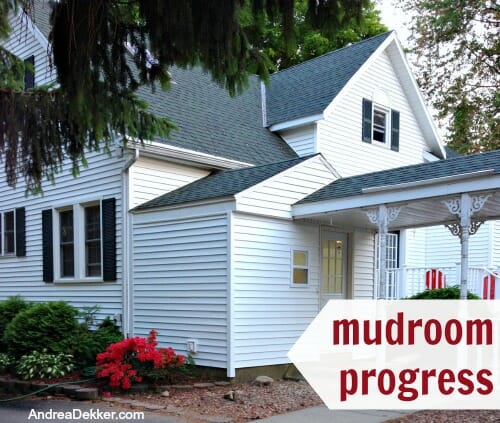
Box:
[442,194,491,299]
[443,194,490,237]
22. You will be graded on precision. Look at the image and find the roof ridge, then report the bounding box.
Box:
[270,31,394,77]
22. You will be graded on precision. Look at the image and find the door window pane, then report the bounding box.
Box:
[322,239,344,294]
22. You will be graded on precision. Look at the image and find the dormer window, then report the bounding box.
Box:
[362,98,399,151]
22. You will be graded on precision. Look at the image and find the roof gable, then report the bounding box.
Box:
[134,155,313,211]
[265,32,393,127]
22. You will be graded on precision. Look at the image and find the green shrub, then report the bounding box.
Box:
[0,296,32,348]
[16,350,74,380]
[4,301,80,358]
[70,317,124,368]
[0,353,14,374]
[407,286,480,300]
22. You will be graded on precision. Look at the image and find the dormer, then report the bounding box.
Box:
[263,32,447,177]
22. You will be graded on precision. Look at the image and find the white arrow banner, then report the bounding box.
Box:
[288,300,500,409]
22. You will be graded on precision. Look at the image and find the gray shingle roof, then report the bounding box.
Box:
[265,31,393,126]
[139,67,297,165]
[297,150,500,205]
[135,155,313,210]
[33,0,51,39]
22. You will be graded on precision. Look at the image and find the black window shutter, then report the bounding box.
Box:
[24,55,35,90]
[42,209,53,282]
[102,198,116,281]
[15,207,26,257]
[362,98,372,143]
[391,109,400,152]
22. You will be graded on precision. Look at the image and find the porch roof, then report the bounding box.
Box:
[293,150,500,230]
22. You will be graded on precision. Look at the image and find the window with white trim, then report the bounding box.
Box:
[372,106,388,144]
[54,202,102,281]
[291,249,309,286]
[362,98,400,151]
[1,210,15,255]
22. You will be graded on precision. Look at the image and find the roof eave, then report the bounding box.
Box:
[292,173,500,218]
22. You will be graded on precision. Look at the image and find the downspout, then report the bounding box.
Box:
[121,148,139,337]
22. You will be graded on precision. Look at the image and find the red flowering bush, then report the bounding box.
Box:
[96,329,185,389]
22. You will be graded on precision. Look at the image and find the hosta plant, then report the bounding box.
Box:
[16,350,75,380]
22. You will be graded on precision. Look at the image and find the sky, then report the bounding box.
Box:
[376,0,412,47]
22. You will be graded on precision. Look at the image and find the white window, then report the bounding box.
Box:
[291,249,309,286]
[54,201,102,281]
[372,106,388,144]
[1,210,15,255]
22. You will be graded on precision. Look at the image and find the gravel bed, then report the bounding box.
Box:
[386,410,500,422]
[122,379,322,422]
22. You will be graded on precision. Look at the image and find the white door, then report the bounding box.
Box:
[320,231,347,308]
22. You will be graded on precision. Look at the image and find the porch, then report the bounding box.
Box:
[292,150,500,300]
[380,264,500,299]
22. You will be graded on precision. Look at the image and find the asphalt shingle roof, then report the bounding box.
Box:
[296,150,500,205]
[266,32,393,126]
[135,155,313,210]
[139,67,297,165]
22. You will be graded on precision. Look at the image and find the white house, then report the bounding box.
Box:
[1,2,499,378]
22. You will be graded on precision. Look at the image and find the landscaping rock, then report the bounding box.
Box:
[30,382,49,396]
[75,388,98,401]
[128,400,165,410]
[214,381,231,386]
[161,390,169,397]
[2,379,17,393]
[128,383,149,393]
[61,384,83,398]
[170,384,193,390]
[193,382,215,388]
[254,375,274,386]
[223,390,247,403]
[224,390,235,401]
[15,380,32,394]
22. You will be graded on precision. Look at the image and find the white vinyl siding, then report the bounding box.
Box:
[351,230,376,298]
[493,221,500,266]
[129,157,210,208]
[0,149,124,320]
[422,223,492,268]
[402,228,426,267]
[132,210,229,368]
[317,50,428,177]
[3,11,53,86]
[278,126,316,157]
[231,215,319,368]
[236,155,337,219]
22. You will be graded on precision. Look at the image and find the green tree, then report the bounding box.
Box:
[0,0,368,193]
[243,0,387,71]
[401,0,499,154]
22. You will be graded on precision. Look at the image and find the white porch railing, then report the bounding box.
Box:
[376,265,500,299]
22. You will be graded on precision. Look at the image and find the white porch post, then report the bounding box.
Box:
[366,205,401,299]
[444,194,490,299]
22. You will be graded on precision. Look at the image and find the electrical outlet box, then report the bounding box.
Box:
[186,339,198,354]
